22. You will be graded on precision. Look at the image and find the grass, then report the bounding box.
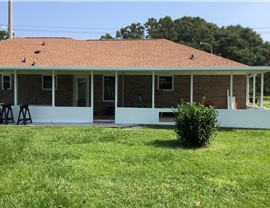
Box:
[0,126,270,208]
[264,96,270,102]
[264,103,270,108]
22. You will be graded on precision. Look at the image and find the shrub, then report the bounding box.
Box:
[174,100,219,147]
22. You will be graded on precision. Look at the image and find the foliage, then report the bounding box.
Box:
[103,16,270,66]
[0,126,270,207]
[0,31,7,40]
[116,23,145,39]
[99,33,114,40]
[101,15,270,94]
[174,100,219,147]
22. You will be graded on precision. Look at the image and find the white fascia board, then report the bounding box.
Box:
[0,66,270,73]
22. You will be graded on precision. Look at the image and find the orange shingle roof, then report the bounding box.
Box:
[0,37,246,67]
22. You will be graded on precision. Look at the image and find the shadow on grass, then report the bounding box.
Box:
[148,139,195,149]
[148,139,211,150]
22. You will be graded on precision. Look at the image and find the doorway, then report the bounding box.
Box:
[74,76,89,107]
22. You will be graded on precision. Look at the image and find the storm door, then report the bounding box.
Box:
[75,76,89,107]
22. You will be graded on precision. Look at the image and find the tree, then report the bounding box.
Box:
[100,33,114,40]
[145,16,176,40]
[174,16,219,49]
[215,25,269,66]
[0,31,7,40]
[102,16,270,94]
[115,23,145,39]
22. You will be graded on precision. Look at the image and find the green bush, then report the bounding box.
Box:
[174,100,219,147]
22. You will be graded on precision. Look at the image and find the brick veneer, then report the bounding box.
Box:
[17,75,73,106]
[0,75,14,105]
[155,75,190,108]
[0,74,246,112]
[193,75,246,109]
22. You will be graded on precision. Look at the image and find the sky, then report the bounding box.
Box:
[0,1,270,42]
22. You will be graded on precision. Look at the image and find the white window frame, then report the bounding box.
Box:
[158,75,174,91]
[42,75,57,90]
[102,76,115,102]
[2,74,12,90]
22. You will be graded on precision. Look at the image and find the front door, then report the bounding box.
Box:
[75,76,89,107]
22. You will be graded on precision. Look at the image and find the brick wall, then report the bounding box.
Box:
[0,73,247,111]
[193,75,246,109]
[155,75,190,108]
[18,75,73,106]
[123,75,152,108]
[0,75,14,105]
[56,75,73,106]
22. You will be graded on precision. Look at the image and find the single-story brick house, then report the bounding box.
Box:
[0,37,270,128]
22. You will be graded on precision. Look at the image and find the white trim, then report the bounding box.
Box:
[14,70,17,105]
[152,71,155,108]
[1,66,270,72]
[122,73,125,107]
[102,75,115,102]
[260,73,264,108]
[2,74,12,90]
[157,75,174,91]
[253,74,256,107]
[115,71,118,110]
[230,73,233,109]
[190,74,193,103]
[52,71,55,107]
[246,74,249,106]
[91,71,94,108]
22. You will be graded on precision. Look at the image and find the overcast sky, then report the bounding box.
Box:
[0,1,270,41]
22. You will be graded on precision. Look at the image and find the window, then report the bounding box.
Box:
[103,76,115,102]
[2,75,11,90]
[42,75,57,90]
[158,76,174,91]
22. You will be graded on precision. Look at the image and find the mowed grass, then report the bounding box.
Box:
[0,126,269,208]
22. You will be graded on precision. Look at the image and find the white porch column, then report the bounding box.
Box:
[14,70,17,106]
[260,73,264,108]
[115,71,118,109]
[246,74,249,106]
[152,71,155,108]
[253,74,256,107]
[230,72,233,109]
[122,73,125,107]
[52,70,55,107]
[91,71,94,108]
[190,74,193,103]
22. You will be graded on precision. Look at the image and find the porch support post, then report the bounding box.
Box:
[152,71,155,109]
[14,70,17,106]
[52,70,55,107]
[115,71,118,109]
[230,72,233,109]
[246,74,249,106]
[260,73,264,108]
[253,74,256,107]
[190,74,193,103]
[122,73,125,107]
[91,71,94,108]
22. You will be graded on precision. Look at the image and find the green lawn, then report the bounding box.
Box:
[264,96,270,102]
[0,126,269,208]
[264,103,270,109]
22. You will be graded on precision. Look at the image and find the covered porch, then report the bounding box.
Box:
[1,66,270,128]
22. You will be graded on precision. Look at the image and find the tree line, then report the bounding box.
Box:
[101,16,270,67]
[100,16,270,94]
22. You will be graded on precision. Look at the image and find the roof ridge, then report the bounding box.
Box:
[18,37,73,39]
